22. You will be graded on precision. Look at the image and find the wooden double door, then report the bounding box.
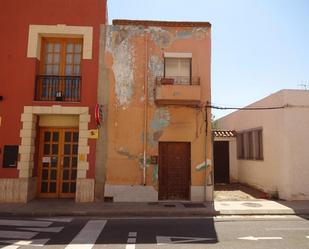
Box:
[38,128,78,198]
[159,142,191,200]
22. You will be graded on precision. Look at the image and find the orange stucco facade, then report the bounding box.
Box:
[99,20,213,201]
[0,0,212,203]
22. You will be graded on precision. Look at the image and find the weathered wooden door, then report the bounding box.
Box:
[214,141,230,184]
[159,142,190,200]
[38,128,78,198]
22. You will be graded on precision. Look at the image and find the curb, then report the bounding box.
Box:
[0,209,308,218]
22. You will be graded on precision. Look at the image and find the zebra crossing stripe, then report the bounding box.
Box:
[18,227,64,233]
[0,239,49,247]
[0,219,52,227]
[65,220,107,249]
[0,231,38,239]
[0,245,20,249]
[126,232,137,249]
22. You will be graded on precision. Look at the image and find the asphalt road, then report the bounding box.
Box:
[0,215,308,248]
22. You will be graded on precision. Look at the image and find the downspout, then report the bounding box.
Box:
[204,104,208,201]
[142,31,149,186]
[205,101,214,201]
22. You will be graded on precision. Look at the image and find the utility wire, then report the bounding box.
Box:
[206,104,288,111]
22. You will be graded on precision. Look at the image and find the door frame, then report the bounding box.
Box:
[158,141,191,201]
[37,127,78,198]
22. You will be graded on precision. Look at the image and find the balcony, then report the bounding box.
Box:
[35,75,81,102]
[154,76,201,106]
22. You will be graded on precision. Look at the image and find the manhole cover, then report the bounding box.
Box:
[241,202,263,208]
[183,203,205,208]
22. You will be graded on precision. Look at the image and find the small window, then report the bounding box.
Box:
[236,129,263,161]
[164,57,191,84]
[247,131,254,159]
[2,145,19,168]
[237,133,244,159]
[254,129,263,160]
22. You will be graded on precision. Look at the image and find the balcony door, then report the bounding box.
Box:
[36,37,82,101]
[38,128,78,198]
[164,57,191,84]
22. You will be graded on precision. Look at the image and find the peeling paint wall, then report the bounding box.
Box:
[101,23,211,201]
[148,55,164,103]
[106,26,140,108]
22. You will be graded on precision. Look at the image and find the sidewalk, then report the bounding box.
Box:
[0,199,308,217]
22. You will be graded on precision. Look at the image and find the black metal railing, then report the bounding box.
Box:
[156,76,200,86]
[35,75,81,102]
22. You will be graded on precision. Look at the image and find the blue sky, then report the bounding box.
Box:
[108,0,309,118]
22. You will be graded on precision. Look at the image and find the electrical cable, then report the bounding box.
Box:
[206,104,288,111]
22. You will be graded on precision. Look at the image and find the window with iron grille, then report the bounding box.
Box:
[35,37,82,102]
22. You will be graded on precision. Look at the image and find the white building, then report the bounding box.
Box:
[216,89,309,200]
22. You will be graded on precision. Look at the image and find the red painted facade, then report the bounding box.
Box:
[0,0,106,178]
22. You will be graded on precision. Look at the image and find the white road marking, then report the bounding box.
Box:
[126,245,135,249]
[238,236,283,241]
[0,219,52,227]
[127,238,136,243]
[25,238,50,246]
[128,232,137,237]
[267,227,309,231]
[65,220,107,249]
[0,239,49,247]
[126,232,137,249]
[0,245,20,249]
[0,240,31,246]
[18,227,64,233]
[36,217,73,223]
[0,231,38,239]
[156,236,215,245]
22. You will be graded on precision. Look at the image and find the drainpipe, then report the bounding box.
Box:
[204,104,208,201]
[142,32,149,186]
[204,102,214,201]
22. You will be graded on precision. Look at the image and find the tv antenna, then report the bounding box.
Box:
[298,81,309,90]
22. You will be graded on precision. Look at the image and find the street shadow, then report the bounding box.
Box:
[271,200,309,218]
[95,217,219,245]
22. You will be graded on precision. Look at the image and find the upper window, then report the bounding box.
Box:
[161,52,193,85]
[237,128,263,160]
[35,38,83,102]
[40,38,82,76]
[164,57,191,84]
